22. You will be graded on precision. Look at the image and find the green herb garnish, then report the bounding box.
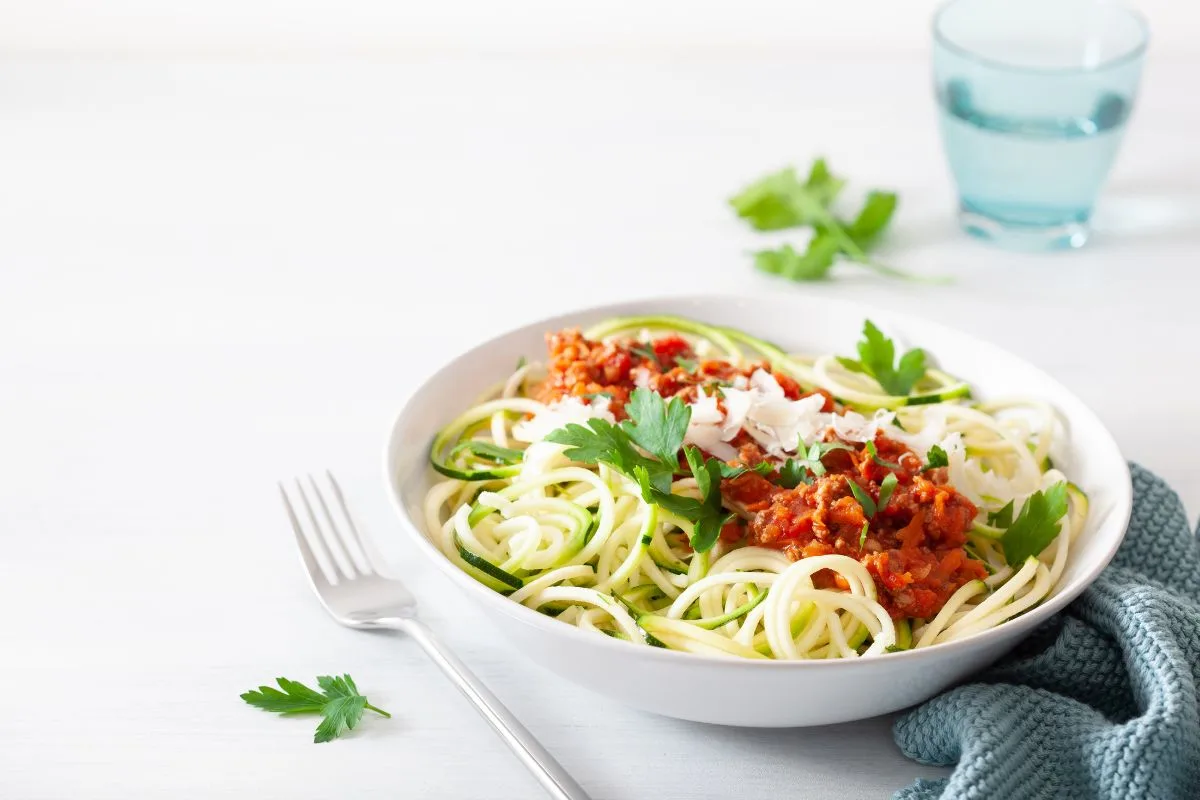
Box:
[630,344,661,368]
[549,388,737,552]
[850,472,897,549]
[864,440,901,470]
[877,472,898,511]
[778,458,809,489]
[1000,484,1069,567]
[622,389,692,466]
[923,444,949,470]
[716,461,773,480]
[549,416,672,490]
[988,499,1015,528]
[837,320,927,397]
[241,674,390,743]
[799,441,856,478]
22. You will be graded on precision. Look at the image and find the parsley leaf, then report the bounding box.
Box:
[674,356,698,372]
[550,389,733,553]
[684,446,713,498]
[859,520,870,549]
[682,447,736,553]
[242,674,390,744]
[797,441,855,478]
[848,472,896,541]
[549,418,645,472]
[621,388,692,467]
[691,515,729,555]
[755,191,903,283]
[848,480,876,518]
[633,466,702,518]
[778,458,809,489]
[715,461,773,480]
[753,236,841,281]
[923,444,949,470]
[731,160,940,283]
[876,472,898,512]
[837,319,928,396]
[630,344,661,368]
[988,500,1015,528]
[864,440,901,470]
[633,449,733,554]
[1001,484,1069,566]
[846,191,899,245]
[729,160,844,231]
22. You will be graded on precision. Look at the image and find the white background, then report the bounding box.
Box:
[2,2,1198,799]
[0,0,1188,58]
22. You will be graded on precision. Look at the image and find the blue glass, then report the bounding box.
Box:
[933,0,1149,249]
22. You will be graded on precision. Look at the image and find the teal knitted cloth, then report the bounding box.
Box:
[894,464,1200,800]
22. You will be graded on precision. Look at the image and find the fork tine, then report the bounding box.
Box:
[295,478,356,581]
[324,470,375,575]
[309,474,371,576]
[279,483,334,588]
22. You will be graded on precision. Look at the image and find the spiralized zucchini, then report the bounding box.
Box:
[422,315,1087,659]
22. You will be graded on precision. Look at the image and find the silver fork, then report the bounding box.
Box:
[279,471,590,800]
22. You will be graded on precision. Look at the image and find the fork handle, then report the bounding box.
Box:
[385,617,592,800]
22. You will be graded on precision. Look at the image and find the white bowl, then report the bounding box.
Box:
[384,294,1131,727]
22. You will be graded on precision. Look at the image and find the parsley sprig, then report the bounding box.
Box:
[837,319,928,397]
[778,441,855,488]
[923,444,949,471]
[730,159,939,283]
[998,483,1069,566]
[634,447,733,553]
[548,388,739,552]
[241,674,390,743]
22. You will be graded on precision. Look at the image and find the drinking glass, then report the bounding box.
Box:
[933,0,1149,249]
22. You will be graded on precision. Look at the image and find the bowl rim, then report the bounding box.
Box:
[384,292,1132,669]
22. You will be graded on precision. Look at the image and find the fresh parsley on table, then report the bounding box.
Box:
[730,158,938,283]
[241,674,390,743]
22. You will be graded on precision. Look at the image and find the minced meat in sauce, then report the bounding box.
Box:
[533,329,833,417]
[733,437,985,620]
[533,329,984,621]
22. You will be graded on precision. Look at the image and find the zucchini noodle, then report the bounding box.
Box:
[420,316,1088,659]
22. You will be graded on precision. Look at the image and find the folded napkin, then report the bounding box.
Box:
[894,464,1200,800]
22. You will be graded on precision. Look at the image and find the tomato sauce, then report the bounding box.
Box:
[533,329,984,621]
[533,329,831,417]
[741,438,984,620]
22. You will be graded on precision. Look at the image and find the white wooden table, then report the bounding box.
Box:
[2,57,1197,799]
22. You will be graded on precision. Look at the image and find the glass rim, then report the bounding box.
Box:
[932,0,1150,75]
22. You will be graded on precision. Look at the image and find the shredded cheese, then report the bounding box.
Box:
[513,397,615,443]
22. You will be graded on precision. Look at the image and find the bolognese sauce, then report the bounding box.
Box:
[531,328,986,622]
